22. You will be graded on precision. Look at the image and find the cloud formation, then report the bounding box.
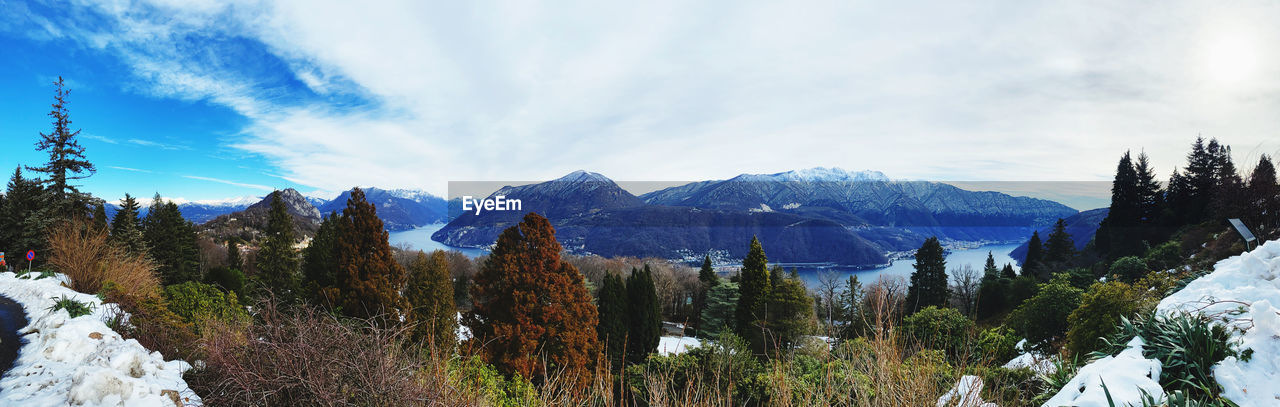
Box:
[10,0,1280,196]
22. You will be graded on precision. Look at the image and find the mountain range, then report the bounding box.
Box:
[432,168,1083,266]
[1008,207,1110,264]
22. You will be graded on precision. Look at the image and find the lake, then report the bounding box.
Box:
[387,224,490,257]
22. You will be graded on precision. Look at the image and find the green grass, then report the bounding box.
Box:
[48,295,95,318]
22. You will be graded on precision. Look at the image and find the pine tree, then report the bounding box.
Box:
[464,212,599,387]
[700,281,740,339]
[1247,155,1279,233]
[1043,218,1076,271]
[405,250,456,349]
[905,237,948,314]
[976,252,1006,319]
[693,254,718,334]
[302,211,342,303]
[226,240,242,270]
[1134,152,1166,242]
[26,77,94,219]
[143,194,200,285]
[330,188,407,323]
[1096,151,1144,259]
[110,194,146,255]
[838,275,866,338]
[1210,144,1246,222]
[1023,231,1045,280]
[91,202,108,232]
[0,167,51,269]
[766,273,814,352]
[1175,137,1217,223]
[596,272,628,368]
[255,191,301,302]
[735,236,771,352]
[625,265,661,364]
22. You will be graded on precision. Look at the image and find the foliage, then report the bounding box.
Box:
[626,265,661,364]
[975,326,1021,365]
[464,212,600,389]
[1024,231,1046,280]
[162,281,249,334]
[699,281,739,339]
[109,193,146,255]
[736,236,771,352]
[1065,281,1145,357]
[596,271,628,368]
[255,191,302,302]
[976,253,1007,319]
[48,295,94,318]
[1042,218,1076,273]
[1095,313,1243,403]
[449,356,540,407]
[404,250,456,349]
[326,188,408,323]
[901,306,973,358]
[694,254,717,334]
[26,76,95,219]
[301,211,341,303]
[1,167,52,270]
[905,237,949,314]
[1006,275,1039,309]
[143,194,201,285]
[1109,256,1149,283]
[204,266,246,298]
[45,217,161,301]
[765,272,815,352]
[1007,279,1083,351]
[1143,240,1184,272]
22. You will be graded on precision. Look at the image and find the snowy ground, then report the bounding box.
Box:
[657,336,700,355]
[0,272,200,407]
[1002,339,1056,376]
[1041,239,1280,407]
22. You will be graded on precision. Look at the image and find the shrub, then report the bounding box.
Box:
[162,281,249,334]
[1143,240,1183,272]
[1065,281,1144,357]
[975,326,1021,364]
[1007,280,1083,351]
[901,306,973,357]
[100,282,199,360]
[449,356,539,407]
[1062,267,1096,289]
[48,295,94,318]
[1006,275,1039,308]
[204,266,246,298]
[1109,256,1149,283]
[1095,313,1243,403]
[45,218,161,300]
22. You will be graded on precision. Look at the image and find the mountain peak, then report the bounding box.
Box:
[555,170,613,183]
[773,167,890,182]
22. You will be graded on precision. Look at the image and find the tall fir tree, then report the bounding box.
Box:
[700,281,740,339]
[625,265,661,364]
[0,167,51,269]
[735,236,771,352]
[226,240,242,270]
[464,212,599,388]
[301,211,342,303]
[27,77,94,219]
[766,272,814,352]
[976,252,1006,319]
[1210,144,1246,222]
[330,188,407,323]
[143,194,200,285]
[1023,231,1046,280]
[1247,155,1278,233]
[693,254,718,334]
[1001,263,1017,280]
[404,250,456,349]
[1042,218,1076,271]
[91,202,108,232]
[596,272,628,368]
[904,236,948,314]
[1096,151,1144,259]
[255,191,301,302]
[1177,137,1218,224]
[1134,152,1166,242]
[109,194,146,255]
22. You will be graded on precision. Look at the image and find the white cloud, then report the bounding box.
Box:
[127,138,189,150]
[181,175,275,191]
[26,0,1280,196]
[107,165,151,173]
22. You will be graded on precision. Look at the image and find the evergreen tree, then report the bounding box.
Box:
[596,272,628,368]
[735,236,771,351]
[109,194,146,255]
[766,273,814,352]
[330,188,407,323]
[1096,151,1144,259]
[301,211,342,303]
[838,275,866,338]
[976,252,1006,319]
[1174,137,1218,224]
[255,191,302,302]
[1023,231,1046,280]
[700,281,740,339]
[91,202,108,232]
[1247,155,1279,233]
[226,240,242,270]
[405,250,456,349]
[26,77,95,219]
[0,167,51,269]
[1210,143,1246,222]
[625,265,661,364]
[905,237,948,314]
[1042,218,1076,271]
[1134,152,1166,242]
[1001,263,1017,280]
[143,194,200,285]
[464,212,599,387]
[693,254,718,334]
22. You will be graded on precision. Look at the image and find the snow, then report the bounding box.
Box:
[1042,337,1163,407]
[937,375,996,407]
[0,272,199,407]
[1003,339,1056,376]
[456,312,471,341]
[657,336,700,356]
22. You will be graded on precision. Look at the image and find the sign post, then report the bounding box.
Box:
[1228,219,1257,251]
[25,250,34,274]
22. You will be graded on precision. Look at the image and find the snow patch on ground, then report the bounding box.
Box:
[936,375,996,407]
[456,312,471,341]
[1042,337,1163,407]
[0,272,199,406]
[657,336,700,356]
[1003,339,1057,376]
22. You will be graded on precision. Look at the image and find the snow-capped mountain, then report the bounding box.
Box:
[317,187,447,231]
[105,196,258,224]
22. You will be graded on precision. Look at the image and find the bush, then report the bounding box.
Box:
[450,356,539,407]
[1006,275,1039,308]
[1144,240,1183,272]
[1007,280,1083,351]
[162,281,249,334]
[975,326,1021,364]
[1095,313,1243,403]
[100,282,200,360]
[1061,267,1096,289]
[1109,256,1149,283]
[204,266,246,298]
[45,218,161,301]
[48,295,94,318]
[1065,281,1144,357]
[901,306,973,357]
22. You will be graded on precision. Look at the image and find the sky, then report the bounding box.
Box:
[2,0,1279,206]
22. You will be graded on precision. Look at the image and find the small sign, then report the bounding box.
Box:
[1228,218,1257,250]
[25,250,35,261]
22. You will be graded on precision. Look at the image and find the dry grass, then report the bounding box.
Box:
[45,218,161,300]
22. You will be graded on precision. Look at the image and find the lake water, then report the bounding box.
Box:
[387,224,490,257]
[388,224,1021,289]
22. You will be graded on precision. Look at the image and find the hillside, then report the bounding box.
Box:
[318,187,447,231]
[199,188,322,242]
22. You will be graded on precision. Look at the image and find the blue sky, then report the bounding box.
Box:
[3,1,1280,205]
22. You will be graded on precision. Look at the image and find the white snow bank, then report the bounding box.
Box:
[456,312,471,341]
[1003,339,1057,376]
[657,336,700,356]
[1042,337,1163,407]
[1157,239,1280,406]
[0,272,199,407]
[936,375,996,407]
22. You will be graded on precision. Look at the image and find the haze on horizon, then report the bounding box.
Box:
[2,0,1279,205]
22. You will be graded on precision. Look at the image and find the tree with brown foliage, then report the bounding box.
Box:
[464,212,600,388]
[405,250,456,349]
[329,188,408,325]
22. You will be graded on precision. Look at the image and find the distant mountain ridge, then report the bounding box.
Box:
[200,188,323,242]
[1009,207,1110,264]
[318,187,448,231]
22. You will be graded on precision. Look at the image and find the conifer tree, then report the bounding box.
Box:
[405,250,456,349]
[110,194,146,255]
[625,265,661,364]
[331,188,407,323]
[91,202,108,232]
[302,211,342,303]
[1134,152,1165,242]
[693,254,718,333]
[1043,218,1076,271]
[226,240,242,270]
[766,273,814,352]
[1210,144,1246,221]
[735,236,771,351]
[700,281,740,339]
[255,191,301,302]
[1001,263,1017,280]
[464,212,599,387]
[976,252,1006,319]
[1247,155,1278,233]
[1096,151,1144,259]
[1023,231,1045,280]
[596,272,628,368]
[143,194,200,285]
[0,167,51,269]
[905,236,948,314]
[26,77,94,219]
